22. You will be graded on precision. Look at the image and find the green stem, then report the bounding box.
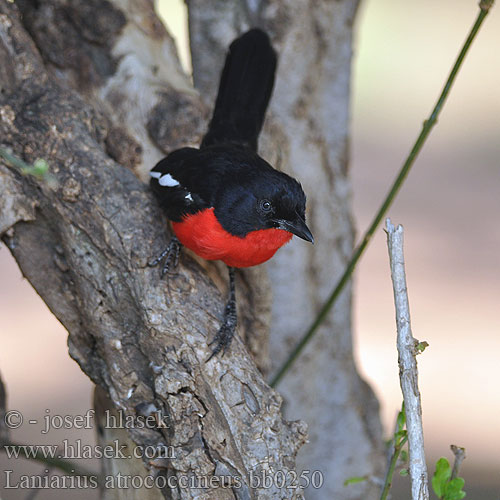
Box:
[270,2,493,388]
[0,147,52,181]
[380,434,409,500]
[0,147,30,171]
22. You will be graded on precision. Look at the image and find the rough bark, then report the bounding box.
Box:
[188,1,384,498]
[0,1,306,498]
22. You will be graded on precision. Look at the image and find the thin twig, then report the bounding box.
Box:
[270,1,494,388]
[380,406,408,500]
[386,219,429,500]
[25,468,51,500]
[450,445,466,480]
[381,434,408,500]
[0,373,95,479]
[0,375,96,481]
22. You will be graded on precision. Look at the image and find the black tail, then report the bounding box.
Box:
[201,29,277,152]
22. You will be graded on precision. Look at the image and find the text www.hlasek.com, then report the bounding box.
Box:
[3,439,175,461]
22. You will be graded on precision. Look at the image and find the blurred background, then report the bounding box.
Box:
[1,0,499,497]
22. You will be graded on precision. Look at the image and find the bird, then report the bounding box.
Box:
[149,28,313,359]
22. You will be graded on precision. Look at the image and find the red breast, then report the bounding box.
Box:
[172,208,293,268]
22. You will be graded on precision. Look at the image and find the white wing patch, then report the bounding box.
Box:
[158,173,180,187]
[185,193,193,202]
[150,171,180,187]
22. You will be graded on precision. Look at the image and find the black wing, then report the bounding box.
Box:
[149,148,209,222]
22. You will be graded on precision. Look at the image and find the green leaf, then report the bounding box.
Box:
[20,158,50,179]
[344,476,368,487]
[399,468,409,476]
[444,477,466,500]
[33,158,49,173]
[397,407,406,432]
[395,429,407,441]
[432,458,452,498]
[416,341,429,354]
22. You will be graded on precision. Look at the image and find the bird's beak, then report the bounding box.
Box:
[273,215,314,244]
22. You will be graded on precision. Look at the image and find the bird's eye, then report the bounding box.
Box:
[259,199,272,212]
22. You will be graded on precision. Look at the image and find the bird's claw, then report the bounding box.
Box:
[207,297,237,361]
[149,236,181,277]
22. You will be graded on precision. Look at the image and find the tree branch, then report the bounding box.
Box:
[0,2,306,497]
[386,219,429,500]
[450,445,466,481]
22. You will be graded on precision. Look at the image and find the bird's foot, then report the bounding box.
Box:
[148,236,181,277]
[207,295,237,361]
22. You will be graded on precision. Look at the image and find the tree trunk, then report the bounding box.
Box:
[188,1,384,498]
[0,0,383,498]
